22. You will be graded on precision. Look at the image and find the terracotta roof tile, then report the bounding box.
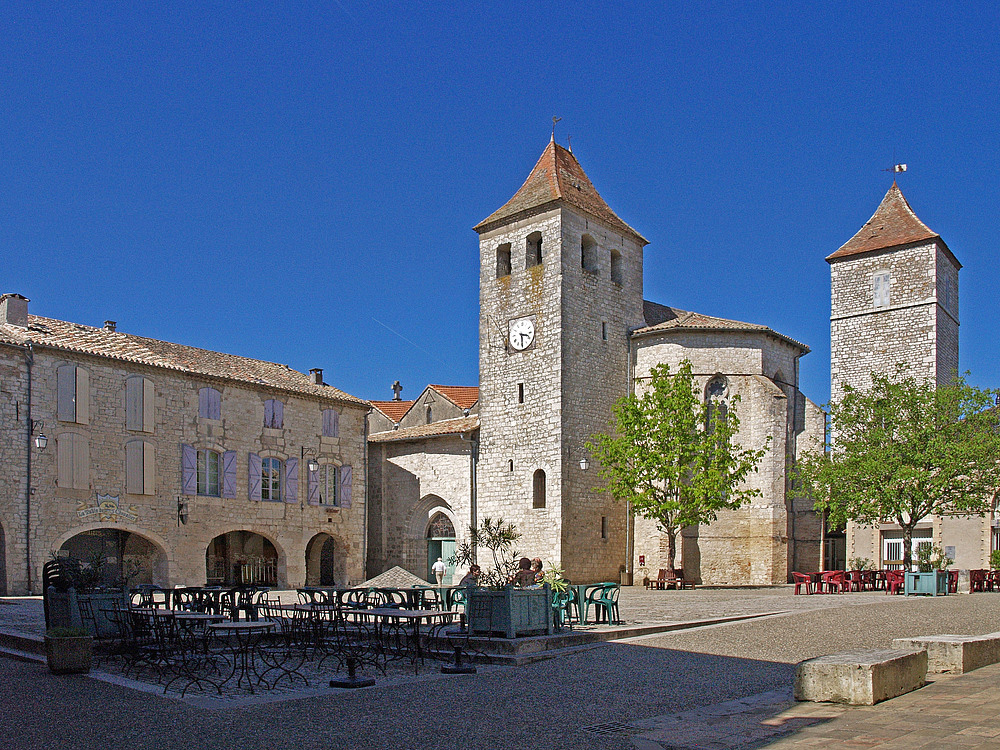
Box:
[369,400,416,422]
[368,415,479,443]
[428,385,479,410]
[828,182,942,261]
[0,315,367,406]
[474,141,647,244]
[634,302,809,353]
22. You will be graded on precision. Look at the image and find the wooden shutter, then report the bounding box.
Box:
[284,457,298,504]
[57,365,76,422]
[340,464,352,508]
[142,378,155,432]
[75,368,89,424]
[273,400,284,429]
[307,463,319,505]
[126,377,143,430]
[142,441,155,495]
[199,388,209,419]
[73,436,89,490]
[222,450,237,498]
[126,441,143,494]
[181,444,197,495]
[200,388,221,420]
[248,453,262,501]
[322,409,339,437]
[57,434,74,488]
[264,400,274,428]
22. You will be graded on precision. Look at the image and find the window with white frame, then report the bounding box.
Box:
[261,457,282,501]
[873,271,891,308]
[197,449,221,497]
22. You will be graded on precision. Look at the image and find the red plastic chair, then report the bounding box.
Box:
[791,572,813,595]
[885,570,905,594]
[820,571,847,593]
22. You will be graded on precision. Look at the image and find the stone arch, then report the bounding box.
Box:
[526,231,543,267]
[54,525,169,587]
[408,495,458,584]
[532,469,546,508]
[305,533,345,586]
[205,529,283,587]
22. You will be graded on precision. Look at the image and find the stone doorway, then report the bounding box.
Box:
[426,512,456,584]
[206,531,278,586]
[305,533,343,586]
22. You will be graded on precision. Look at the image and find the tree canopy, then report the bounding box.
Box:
[797,367,1000,569]
[586,361,769,570]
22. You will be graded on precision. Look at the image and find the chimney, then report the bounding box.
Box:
[309,368,323,385]
[104,320,117,332]
[0,294,29,327]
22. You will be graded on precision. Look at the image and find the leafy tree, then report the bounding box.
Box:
[449,517,522,588]
[796,368,1000,571]
[586,361,770,571]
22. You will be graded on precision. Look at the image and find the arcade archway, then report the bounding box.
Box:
[305,533,344,586]
[206,531,278,586]
[58,528,165,587]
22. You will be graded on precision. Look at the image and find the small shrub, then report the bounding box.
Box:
[45,626,90,638]
[989,550,1000,570]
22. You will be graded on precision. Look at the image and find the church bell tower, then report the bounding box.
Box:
[473,139,648,581]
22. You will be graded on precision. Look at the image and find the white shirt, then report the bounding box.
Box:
[431,560,446,574]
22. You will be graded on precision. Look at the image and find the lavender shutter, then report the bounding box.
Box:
[274,400,284,429]
[322,409,339,437]
[264,399,274,428]
[199,388,209,419]
[208,388,221,420]
[307,465,319,505]
[248,453,262,501]
[181,444,197,495]
[339,465,352,508]
[222,450,237,498]
[284,457,298,503]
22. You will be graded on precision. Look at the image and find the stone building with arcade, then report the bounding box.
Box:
[0,293,368,595]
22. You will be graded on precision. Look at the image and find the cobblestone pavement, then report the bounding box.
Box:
[4,589,1000,749]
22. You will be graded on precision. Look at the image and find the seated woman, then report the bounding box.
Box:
[513,557,537,588]
[458,565,481,586]
[531,558,544,585]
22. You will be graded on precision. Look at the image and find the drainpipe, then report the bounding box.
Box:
[23,341,34,595]
[362,407,370,583]
[459,430,479,563]
[624,328,637,584]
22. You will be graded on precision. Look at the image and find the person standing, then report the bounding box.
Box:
[431,557,447,585]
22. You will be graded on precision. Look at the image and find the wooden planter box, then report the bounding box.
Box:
[905,570,949,596]
[45,636,93,675]
[468,585,553,639]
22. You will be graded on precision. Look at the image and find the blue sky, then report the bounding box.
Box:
[3,2,997,405]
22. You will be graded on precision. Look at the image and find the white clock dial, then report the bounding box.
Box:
[508,317,535,351]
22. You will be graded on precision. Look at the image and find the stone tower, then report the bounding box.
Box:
[473,140,647,582]
[829,182,960,401]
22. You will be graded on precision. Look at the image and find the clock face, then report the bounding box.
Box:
[508,317,535,351]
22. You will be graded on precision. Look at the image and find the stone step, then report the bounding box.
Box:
[794,648,927,705]
[892,633,1000,674]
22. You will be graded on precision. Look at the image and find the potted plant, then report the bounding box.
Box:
[450,518,553,638]
[44,626,93,674]
[905,544,952,596]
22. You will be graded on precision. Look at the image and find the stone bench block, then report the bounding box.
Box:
[892,633,1000,674]
[794,649,927,705]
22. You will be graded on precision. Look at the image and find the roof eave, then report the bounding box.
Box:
[631,324,810,355]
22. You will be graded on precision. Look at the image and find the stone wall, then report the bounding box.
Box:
[0,342,368,594]
[366,434,473,581]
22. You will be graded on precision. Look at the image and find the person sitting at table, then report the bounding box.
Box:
[458,565,481,586]
[531,558,544,585]
[512,557,536,588]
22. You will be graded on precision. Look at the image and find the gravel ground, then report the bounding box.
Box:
[4,591,1000,750]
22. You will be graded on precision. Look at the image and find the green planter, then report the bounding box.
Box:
[468,585,553,638]
[45,635,93,674]
[905,570,948,596]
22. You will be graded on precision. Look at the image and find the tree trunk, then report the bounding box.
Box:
[666,527,677,571]
[901,523,914,571]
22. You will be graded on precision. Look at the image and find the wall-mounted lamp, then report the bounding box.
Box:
[579,456,590,471]
[30,420,47,450]
[307,457,320,473]
[177,498,189,525]
[302,445,321,474]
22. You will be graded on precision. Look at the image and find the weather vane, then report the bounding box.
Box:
[551,116,562,141]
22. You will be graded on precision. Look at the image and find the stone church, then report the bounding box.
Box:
[366,139,825,586]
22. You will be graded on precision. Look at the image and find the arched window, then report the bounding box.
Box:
[705,376,728,434]
[526,231,543,267]
[426,405,433,424]
[610,249,623,285]
[581,234,599,274]
[532,469,546,509]
[496,243,511,278]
